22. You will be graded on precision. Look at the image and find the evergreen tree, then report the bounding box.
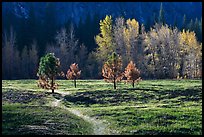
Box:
[187,19,194,31]
[37,53,64,93]
[158,2,165,25]
[181,14,186,30]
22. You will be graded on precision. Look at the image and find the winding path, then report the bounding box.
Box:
[50,90,114,135]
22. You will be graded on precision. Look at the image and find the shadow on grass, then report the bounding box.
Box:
[2,89,50,104]
[63,86,202,106]
[158,87,202,101]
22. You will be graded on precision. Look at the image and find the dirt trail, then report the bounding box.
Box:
[50,90,115,135]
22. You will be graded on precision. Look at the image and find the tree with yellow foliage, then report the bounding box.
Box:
[179,30,202,78]
[95,15,114,63]
[123,18,140,62]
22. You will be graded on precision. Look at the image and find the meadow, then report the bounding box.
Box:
[2,79,202,135]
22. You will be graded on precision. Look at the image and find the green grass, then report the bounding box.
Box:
[2,79,202,135]
[2,103,93,135]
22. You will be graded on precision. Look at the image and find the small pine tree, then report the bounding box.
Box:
[37,53,64,93]
[158,2,165,25]
[66,63,81,88]
[102,52,124,89]
[124,61,141,88]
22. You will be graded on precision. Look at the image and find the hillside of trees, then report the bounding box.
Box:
[2,3,202,80]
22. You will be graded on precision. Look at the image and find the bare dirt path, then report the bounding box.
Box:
[50,90,116,135]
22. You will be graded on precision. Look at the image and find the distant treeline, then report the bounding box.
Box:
[2,3,202,79]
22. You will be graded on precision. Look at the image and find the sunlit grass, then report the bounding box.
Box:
[2,79,202,135]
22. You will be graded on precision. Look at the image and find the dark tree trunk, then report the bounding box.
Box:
[132,80,135,88]
[74,79,76,88]
[179,57,184,78]
[51,76,54,93]
[113,77,116,89]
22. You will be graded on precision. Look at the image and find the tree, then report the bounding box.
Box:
[124,61,141,88]
[194,18,201,42]
[76,44,88,78]
[123,18,140,66]
[28,40,38,78]
[66,63,81,88]
[95,15,114,64]
[54,25,79,74]
[187,19,193,31]
[2,27,18,79]
[158,2,165,25]
[102,52,124,89]
[55,27,69,73]
[144,24,181,79]
[181,14,186,30]
[21,46,29,78]
[113,17,126,67]
[37,53,64,93]
[125,18,143,72]
[179,29,202,78]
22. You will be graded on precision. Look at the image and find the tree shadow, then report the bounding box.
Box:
[62,85,202,106]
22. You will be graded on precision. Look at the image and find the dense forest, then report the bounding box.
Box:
[2,2,202,79]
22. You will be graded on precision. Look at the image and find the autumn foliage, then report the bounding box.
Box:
[66,63,81,88]
[37,53,64,93]
[124,61,141,88]
[102,52,123,89]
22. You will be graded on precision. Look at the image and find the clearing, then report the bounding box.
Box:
[2,79,202,135]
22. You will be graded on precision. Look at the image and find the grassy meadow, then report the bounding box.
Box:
[2,79,202,135]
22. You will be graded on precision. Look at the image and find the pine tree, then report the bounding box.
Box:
[66,63,81,88]
[37,53,64,93]
[158,2,165,25]
[102,52,124,89]
[187,19,194,31]
[181,14,186,30]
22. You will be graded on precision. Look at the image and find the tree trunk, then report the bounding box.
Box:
[113,77,116,89]
[74,79,76,88]
[179,57,184,78]
[152,52,156,78]
[132,80,135,88]
[51,76,54,93]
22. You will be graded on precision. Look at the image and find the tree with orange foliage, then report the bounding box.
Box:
[66,63,81,88]
[102,52,124,89]
[124,61,141,88]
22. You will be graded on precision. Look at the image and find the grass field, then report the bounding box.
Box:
[2,79,202,135]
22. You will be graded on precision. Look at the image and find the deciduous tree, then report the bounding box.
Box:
[124,61,141,88]
[102,52,124,89]
[66,63,81,88]
[95,15,114,64]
